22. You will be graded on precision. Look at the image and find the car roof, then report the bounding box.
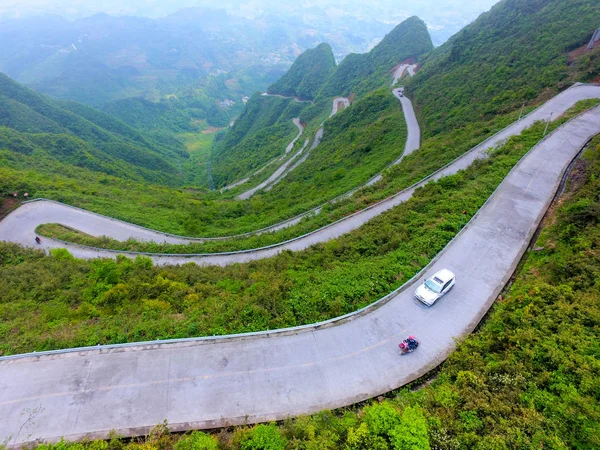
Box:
[432,269,455,283]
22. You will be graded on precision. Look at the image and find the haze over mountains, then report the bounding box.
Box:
[0,5,418,132]
[0,0,499,47]
[0,0,499,140]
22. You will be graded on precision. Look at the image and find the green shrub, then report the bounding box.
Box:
[363,402,402,438]
[389,406,430,450]
[240,424,287,450]
[49,248,74,260]
[173,431,218,450]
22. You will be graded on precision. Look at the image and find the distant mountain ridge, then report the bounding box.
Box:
[210,16,434,187]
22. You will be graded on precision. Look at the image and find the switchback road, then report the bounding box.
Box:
[2,103,599,446]
[2,85,598,266]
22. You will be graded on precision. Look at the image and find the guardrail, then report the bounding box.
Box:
[19,83,555,244]
[6,104,597,361]
[30,87,565,258]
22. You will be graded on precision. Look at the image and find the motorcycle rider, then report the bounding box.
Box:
[399,336,419,353]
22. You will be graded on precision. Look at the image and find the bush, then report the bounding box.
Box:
[363,402,402,438]
[49,248,74,260]
[173,431,218,450]
[240,424,287,450]
[389,406,430,450]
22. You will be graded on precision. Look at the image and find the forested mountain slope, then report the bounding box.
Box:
[210,19,432,188]
[210,94,306,186]
[319,16,433,99]
[407,0,600,136]
[268,43,336,101]
[0,73,189,184]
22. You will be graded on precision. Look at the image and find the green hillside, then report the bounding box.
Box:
[268,43,336,100]
[35,133,600,450]
[210,94,306,186]
[3,2,599,241]
[408,0,600,135]
[319,16,433,99]
[0,73,188,185]
[210,19,432,189]
[101,67,284,134]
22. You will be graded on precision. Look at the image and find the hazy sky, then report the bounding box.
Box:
[0,0,501,41]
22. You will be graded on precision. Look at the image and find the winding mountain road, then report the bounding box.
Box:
[2,101,599,446]
[236,119,306,200]
[237,94,351,199]
[263,96,350,191]
[2,69,416,247]
[2,85,599,266]
[330,97,350,117]
[365,88,421,186]
[237,138,310,200]
[392,64,418,85]
[221,118,305,194]
[261,92,314,104]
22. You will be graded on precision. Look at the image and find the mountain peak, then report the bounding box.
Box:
[267,43,336,101]
[318,16,433,99]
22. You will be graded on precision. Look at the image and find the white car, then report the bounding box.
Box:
[414,269,455,306]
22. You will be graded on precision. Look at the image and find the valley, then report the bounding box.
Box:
[1,0,600,448]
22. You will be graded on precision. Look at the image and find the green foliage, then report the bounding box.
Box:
[35,100,597,254]
[389,407,430,450]
[0,73,189,185]
[268,44,336,101]
[363,402,402,438]
[408,0,600,136]
[240,424,287,450]
[173,432,218,450]
[13,2,600,449]
[102,68,279,134]
[25,130,600,439]
[49,248,74,260]
[346,422,388,450]
[0,120,548,355]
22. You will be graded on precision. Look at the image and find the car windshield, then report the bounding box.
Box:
[424,278,442,294]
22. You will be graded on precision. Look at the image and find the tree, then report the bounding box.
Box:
[389,406,430,450]
[173,431,218,450]
[241,424,287,450]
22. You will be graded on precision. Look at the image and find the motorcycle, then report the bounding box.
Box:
[35,236,41,244]
[398,335,419,355]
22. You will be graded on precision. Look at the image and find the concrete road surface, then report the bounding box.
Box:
[238,138,309,199]
[2,85,598,266]
[365,89,421,186]
[2,105,599,446]
[330,97,350,117]
[392,64,417,85]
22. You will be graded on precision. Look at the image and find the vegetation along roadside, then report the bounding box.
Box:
[17,116,600,450]
[35,100,598,254]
